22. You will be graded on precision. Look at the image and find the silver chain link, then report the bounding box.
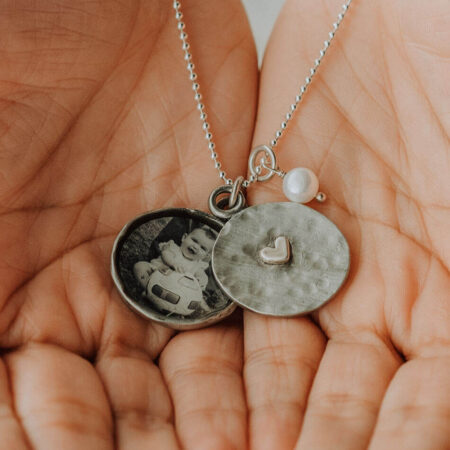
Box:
[173,0,353,187]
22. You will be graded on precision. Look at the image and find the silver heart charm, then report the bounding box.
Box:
[259,236,291,265]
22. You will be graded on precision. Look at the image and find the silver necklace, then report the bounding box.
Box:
[111,0,353,329]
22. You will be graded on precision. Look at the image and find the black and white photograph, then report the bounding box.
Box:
[111,208,236,329]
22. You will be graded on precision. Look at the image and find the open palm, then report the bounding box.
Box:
[0,0,448,449]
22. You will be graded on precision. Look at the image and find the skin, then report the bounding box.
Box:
[134,261,154,289]
[180,229,214,261]
[0,0,448,449]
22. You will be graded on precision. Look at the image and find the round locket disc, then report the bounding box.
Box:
[212,202,350,316]
[111,208,236,330]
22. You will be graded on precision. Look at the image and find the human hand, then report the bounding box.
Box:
[0,1,448,450]
[0,1,255,448]
[247,1,449,449]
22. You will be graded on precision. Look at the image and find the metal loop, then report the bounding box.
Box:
[208,185,246,220]
[228,176,245,208]
[248,145,277,182]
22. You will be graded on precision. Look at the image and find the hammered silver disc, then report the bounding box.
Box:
[212,202,350,316]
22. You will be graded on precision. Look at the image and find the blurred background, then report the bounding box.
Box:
[242,0,285,65]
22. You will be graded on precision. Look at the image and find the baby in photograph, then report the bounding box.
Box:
[133,225,217,315]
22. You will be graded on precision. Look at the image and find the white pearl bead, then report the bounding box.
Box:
[283,167,319,203]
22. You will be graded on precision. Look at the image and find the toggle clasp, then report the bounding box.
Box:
[260,162,286,179]
[249,145,285,182]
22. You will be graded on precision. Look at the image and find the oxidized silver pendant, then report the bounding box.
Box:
[212,202,350,316]
[111,208,236,330]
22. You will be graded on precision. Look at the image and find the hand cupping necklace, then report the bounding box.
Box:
[111,0,352,329]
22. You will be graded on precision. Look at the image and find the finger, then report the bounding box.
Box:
[96,314,178,450]
[96,358,178,450]
[244,313,325,450]
[0,235,173,360]
[295,333,401,450]
[159,321,247,450]
[369,356,450,450]
[96,294,177,448]
[250,0,356,201]
[248,0,391,212]
[166,0,258,204]
[244,0,357,448]
[371,251,450,448]
[5,343,113,450]
[0,359,30,449]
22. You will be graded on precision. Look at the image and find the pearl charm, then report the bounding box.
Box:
[282,168,319,203]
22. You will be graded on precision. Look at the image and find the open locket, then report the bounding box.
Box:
[111,208,236,330]
[111,183,350,329]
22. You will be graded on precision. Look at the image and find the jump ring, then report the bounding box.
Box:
[208,185,246,220]
[228,176,245,209]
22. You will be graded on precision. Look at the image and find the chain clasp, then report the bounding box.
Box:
[249,145,285,182]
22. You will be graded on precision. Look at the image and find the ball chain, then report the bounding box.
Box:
[173,1,232,185]
[173,0,353,187]
[269,0,353,150]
